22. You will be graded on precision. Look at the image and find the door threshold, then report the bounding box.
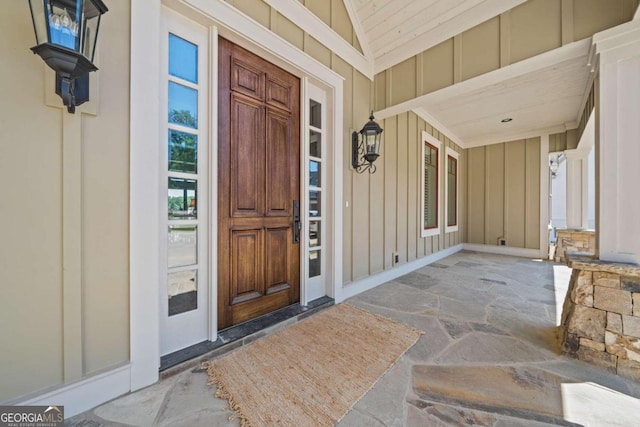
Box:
[159,295,334,376]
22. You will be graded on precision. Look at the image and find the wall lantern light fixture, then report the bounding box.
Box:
[28,0,108,113]
[352,112,383,174]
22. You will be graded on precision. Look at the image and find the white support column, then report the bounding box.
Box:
[564,150,585,230]
[580,152,589,229]
[540,134,550,259]
[593,20,640,264]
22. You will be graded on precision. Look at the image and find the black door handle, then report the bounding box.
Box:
[293,200,301,243]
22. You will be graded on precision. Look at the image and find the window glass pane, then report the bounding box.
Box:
[448,173,456,226]
[309,250,321,278]
[168,225,197,268]
[169,82,198,129]
[169,34,198,83]
[310,130,321,158]
[309,220,321,247]
[310,99,321,128]
[168,269,197,316]
[448,156,457,226]
[168,130,198,174]
[309,190,321,217]
[168,178,197,220]
[424,143,438,229]
[309,160,321,188]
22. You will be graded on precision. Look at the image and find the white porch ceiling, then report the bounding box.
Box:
[420,52,592,146]
[348,0,594,147]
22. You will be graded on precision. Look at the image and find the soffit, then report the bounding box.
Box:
[419,52,591,147]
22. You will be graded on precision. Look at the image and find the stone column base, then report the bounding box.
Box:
[559,253,640,382]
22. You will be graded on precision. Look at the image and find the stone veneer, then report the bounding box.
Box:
[560,253,640,382]
[554,229,596,263]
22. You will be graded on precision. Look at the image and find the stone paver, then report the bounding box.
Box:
[68,251,640,426]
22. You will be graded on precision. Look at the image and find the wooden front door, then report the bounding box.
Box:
[217,38,301,329]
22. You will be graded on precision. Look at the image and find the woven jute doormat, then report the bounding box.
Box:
[203,303,422,426]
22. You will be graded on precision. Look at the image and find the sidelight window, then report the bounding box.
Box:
[166,32,202,317]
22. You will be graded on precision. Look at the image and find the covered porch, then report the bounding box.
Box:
[68,251,640,426]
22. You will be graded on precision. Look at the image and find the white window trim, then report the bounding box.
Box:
[445,147,460,233]
[421,131,441,238]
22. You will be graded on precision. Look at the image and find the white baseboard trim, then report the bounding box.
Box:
[17,364,131,418]
[463,243,541,258]
[336,244,464,303]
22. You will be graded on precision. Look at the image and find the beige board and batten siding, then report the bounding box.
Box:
[465,138,541,249]
[374,113,464,277]
[0,2,130,402]
[374,0,636,110]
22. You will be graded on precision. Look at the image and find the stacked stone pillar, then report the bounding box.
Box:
[560,254,640,381]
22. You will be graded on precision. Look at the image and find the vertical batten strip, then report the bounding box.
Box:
[453,35,463,84]
[62,112,83,382]
[561,0,575,45]
[499,11,511,67]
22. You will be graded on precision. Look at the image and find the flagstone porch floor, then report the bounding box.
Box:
[68,251,640,426]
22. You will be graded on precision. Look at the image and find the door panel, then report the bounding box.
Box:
[230,228,263,304]
[218,37,300,329]
[266,78,292,111]
[230,94,264,217]
[265,227,290,290]
[265,109,292,216]
[232,57,264,100]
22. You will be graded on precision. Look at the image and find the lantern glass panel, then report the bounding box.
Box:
[47,0,82,51]
[82,1,103,61]
[29,0,48,45]
[364,132,378,155]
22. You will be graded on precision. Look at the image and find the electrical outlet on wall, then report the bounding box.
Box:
[498,238,506,246]
[393,252,400,265]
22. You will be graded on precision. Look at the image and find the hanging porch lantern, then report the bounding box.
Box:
[352,112,383,173]
[28,0,108,113]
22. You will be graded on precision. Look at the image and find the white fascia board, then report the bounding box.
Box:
[342,0,374,60]
[373,0,528,73]
[264,0,374,79]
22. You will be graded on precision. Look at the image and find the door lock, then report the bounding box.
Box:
[293,200,301,244]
